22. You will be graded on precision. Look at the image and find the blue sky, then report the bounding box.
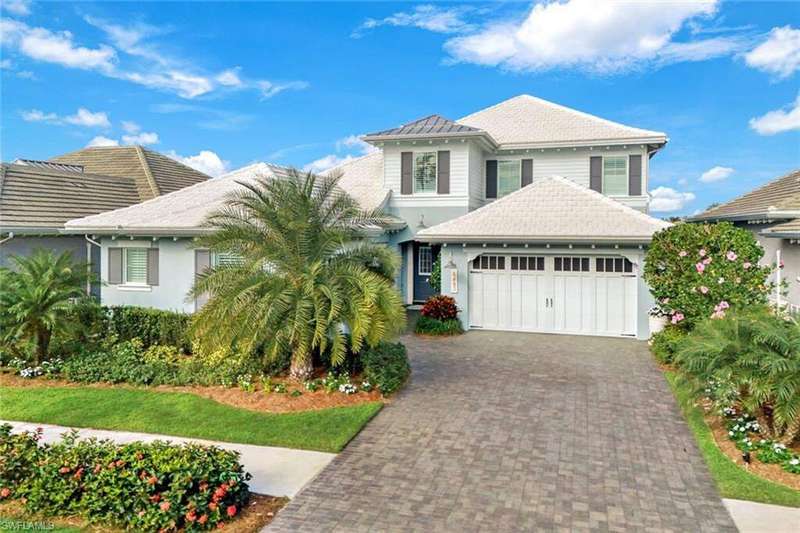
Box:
[1,1,798,216]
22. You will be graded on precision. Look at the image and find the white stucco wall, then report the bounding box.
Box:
[100,237,196,313]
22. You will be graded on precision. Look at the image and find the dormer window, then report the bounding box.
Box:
[414,152,437,193]
[602,156,628,196]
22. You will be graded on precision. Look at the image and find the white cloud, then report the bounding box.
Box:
[86,135,119,147]
[336,134,379,155]
[121,120,140,134]
[3,0,32,17]
[749,94,800,135]
[650,186,696,212]
[257,80,310,99]
[21,109,58,123]
[354,5,474,37]
[699,166,734,183]
[167,150,229,177]
[1,19,116,71]
[123,70,213,99]
[122,131,159,145]
[443,0,737,74]
[745,26,800,79]
[215,68,242,87]
[64,107,110,128]
[20,106,110,128]
[303,154,356,174]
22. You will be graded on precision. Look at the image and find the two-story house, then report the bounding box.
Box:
[65,95,671,339]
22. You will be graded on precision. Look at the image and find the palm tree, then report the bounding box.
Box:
[676,307,800,445]
[0,250,92,364]
[190,169,405,381]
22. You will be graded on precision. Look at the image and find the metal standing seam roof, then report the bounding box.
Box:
[692,169,800,221]
[416,175,671,243]
[363,114,486,140]
[0,163,140,232]
[50,145,211,201]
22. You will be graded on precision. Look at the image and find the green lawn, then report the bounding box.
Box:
[665,372,800,508]
[0,386,381,453]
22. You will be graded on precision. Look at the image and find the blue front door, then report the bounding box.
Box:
[413,242,440,303]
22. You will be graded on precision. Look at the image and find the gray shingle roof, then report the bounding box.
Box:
[692,169,800,221]
[364,114,485,140]
[50,145,210,200]
[0,163,140,232]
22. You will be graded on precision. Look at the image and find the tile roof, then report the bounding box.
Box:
[692,169,800,221]
[0,163,140,232]
[50,145,210,201]
[417,176,670,243]
[65,162,405,235]
[364,114,485,140]
[458,94,667,148]
[324,151,389,211]
[762,217,800,237]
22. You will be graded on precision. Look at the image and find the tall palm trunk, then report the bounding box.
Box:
[778,417,800,446]
[289,353,313,381]
[35,327,50,365]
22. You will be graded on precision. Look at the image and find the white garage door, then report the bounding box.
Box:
[468,254,637,337]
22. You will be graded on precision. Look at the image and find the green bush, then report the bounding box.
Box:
[414,315,464,336]
[675,307,800,445]
[107,306,191,352]
[428,255,441,293]
[644,222,772,329]
[360,341,409,395]
[0,423,250,531]
[650,326,686,364]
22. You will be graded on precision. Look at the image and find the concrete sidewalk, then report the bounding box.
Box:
[2,420,335,497]
[723,498,800,533]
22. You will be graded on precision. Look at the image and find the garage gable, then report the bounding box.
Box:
[417,176,671,243]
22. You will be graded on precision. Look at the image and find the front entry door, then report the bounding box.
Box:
[413,243,439,303]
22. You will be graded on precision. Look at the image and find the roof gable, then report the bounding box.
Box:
[50,146,210,201]
[458,94,667,147]
[364,114,485,140]
[417,176,670,242]
[693,169,800,221]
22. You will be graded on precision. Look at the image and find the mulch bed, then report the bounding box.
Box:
[701,403,800,491]
[0,494,289,532]
[0,371,384,414]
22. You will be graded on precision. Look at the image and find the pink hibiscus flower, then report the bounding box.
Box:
[699,286,709,294]
[679,250,688,257]
[726,251,737,261]
[696,262,705,273]
[699,249,707,257]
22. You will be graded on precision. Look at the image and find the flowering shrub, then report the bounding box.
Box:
[644,222,772,328]
[420,295,458,321]
[0,424,250,531]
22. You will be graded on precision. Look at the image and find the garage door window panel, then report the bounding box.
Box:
[596,257,634,273]
[554,256,589,273]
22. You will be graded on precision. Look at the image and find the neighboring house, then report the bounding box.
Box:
[0,146,211,296]
[66,94,672,339]
[691,169,800,310]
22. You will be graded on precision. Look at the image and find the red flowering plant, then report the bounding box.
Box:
[644,222,773,329]
[0,424,251,531]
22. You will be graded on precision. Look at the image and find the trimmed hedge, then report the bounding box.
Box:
[106,306,191,352]
[0,423,251,531]
[414,315,463,336]
[360,341,410,395]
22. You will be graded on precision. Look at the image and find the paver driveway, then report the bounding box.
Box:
[268,331,737,532]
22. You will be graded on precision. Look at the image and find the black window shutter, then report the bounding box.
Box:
[486,160,497,199]
[521,159,533,187]
[108,248,122,284]
[589,156,602,192]
[629,155,642,196]
[437,151,450,194]
[400,152,413,195]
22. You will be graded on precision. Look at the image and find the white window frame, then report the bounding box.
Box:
[212,251,244,268]
[413,151,438,194]
[602,156,628,196]
[497,159,522,198]
[122,247,149,287]
[418,245,433,275]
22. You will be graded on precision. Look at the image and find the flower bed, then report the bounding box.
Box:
[0,424,253,531]
[415,295,463,336]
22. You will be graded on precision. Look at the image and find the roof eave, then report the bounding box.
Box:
[1,226,65,235]
[496,136,667,151]
[689,210,800,223]
[363,130,498,148]
[61,226,210,237]
[415,235,657,245]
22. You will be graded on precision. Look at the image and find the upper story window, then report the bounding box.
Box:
[414,152,437,193]
[124,248,148,285]
[602,156,628,196]
[498,160,521,197]
[213,251,244,268]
